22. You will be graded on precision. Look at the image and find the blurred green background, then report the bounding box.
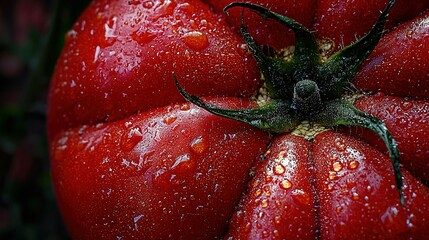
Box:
[1,0,91,239]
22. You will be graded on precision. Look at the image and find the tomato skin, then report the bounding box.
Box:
[226,135,316,239]
[354,10,429,99]
[313,131,429,239]
[202,0,316,49]
[47,0,260,138]
[48,0,429,239]
[354,94,429,183]
[314,0,429,50]
[50,98,270,239]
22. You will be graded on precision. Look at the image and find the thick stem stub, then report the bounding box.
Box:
[292,80,322,115]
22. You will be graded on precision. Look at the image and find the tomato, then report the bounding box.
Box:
[48,0,429,239]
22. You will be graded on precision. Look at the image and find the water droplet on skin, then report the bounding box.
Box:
[180,104,190,111]
[190,136,207,154]
[274,215,281,224]
[121,126,143,151]
[171,153,195,173]
[348,161,360,170]
[332,162,343,172]
[142,1,154,9]
[263,186,271,197]
[254,189,262,198]
[261,199,268,208]
[279,179,292,190]
[291,189,311,205]
[164,116,177,125]
[352,192,360,200]
[401,101,413,111]
[262,230,269,238]
[273,164,286,175]
[335,138,346,151]
[181,31,209,51]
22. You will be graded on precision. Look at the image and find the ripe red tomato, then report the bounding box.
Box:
[48,0,429,239]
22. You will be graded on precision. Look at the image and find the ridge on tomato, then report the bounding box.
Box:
[48,0,429,239]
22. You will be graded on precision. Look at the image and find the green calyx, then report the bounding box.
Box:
[175,0,404,205]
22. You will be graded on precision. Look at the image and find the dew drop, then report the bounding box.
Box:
[334,138,346,151]
[262,230,269,238]
[171,153,195,173]
[180,103,190,111]
[181,31,209,51]
[273,229,280,237]
[273,164,286,175]
[164,116,177,125]
[263,186,271,197]
[401,101,413,111]
[279,179,292,190]
[120,126,143,151]
[265,175,273,183]
[291,189,310,205]
[352,192,360,200]
[190,136,207,154]
[332,162,343,172]
[142,0,154,9]
[254,189,262,198]
[274,215,281,224]
[348,160,360,170]
[261,199,268,208]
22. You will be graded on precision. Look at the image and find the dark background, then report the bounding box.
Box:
[1,0,91,239]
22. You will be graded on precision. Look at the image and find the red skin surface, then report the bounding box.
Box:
[354,11,429,99]
[48,0,260,137]
[313,0,429,50]
[226,135,316,239]
[50,99,270,239]
[202,0,317,49]
[354,94,429,183]
[314,131,429,239]
[48,0,429,239]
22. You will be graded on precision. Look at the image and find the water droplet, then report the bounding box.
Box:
[332,162,343,172]
[279,179,292,190]
[164,116,177,125]
[263,186,271,197]
[265,175,273,183]
[181,31,209,51]
[262,230,269,238]
[328,171,337,180]
[180,103,190,111]
[352,192,360,200]
[190,136,207,154]
[273,164,286,175]
[401,101,413,111]
[121,126,143,151]
[171,153,195,173]
[254,189,262,198]
[142,0,154,9]
[348,160,360,170]
[335,138,346,151]
[261,199,268,208]
[273,229,280,237]
[274,215,281,224]
[291,189,310,205]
